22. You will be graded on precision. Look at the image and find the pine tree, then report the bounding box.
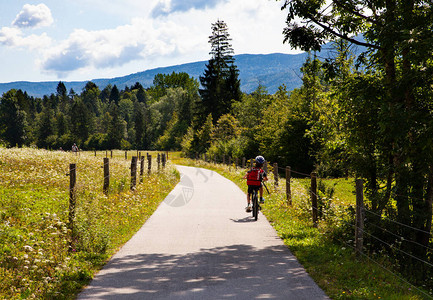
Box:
[109,85,120,105]
[70,99,92,144]
[56,81,67,98]
[199,20,241,123]
[37,108,54,148]
[0,90,27,146]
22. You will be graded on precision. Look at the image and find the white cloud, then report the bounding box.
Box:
[152,0,227,17]
[0,26,51,49]
[40,17,207,75]
[12,4,54,29]
[1,0,296,80]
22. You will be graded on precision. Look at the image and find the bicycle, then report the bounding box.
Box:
[251,187,260,221]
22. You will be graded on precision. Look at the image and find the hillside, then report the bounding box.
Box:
[0,53,307,97]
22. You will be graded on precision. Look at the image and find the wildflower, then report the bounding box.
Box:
[23,245,33,251]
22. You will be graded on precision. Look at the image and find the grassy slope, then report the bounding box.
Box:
[0,148,179,299]
[171,155,429,300]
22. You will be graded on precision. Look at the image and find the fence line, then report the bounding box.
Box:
[265,187,432,298]
[331,230,433,300]
[311,200,433,268]
[192,154,433,296]
[192,154,432,236]
[68,152,168,238]
[366,221,433,252]
[365,209,432,235]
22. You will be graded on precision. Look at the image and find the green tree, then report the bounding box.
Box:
[134,102,145,149]
[257,86,314,174]
[109,85,120,105]
[150,72,198,99]
[281,0,433,279]
[81,81,101,115]
[136,85,147,104]
[70,99,92,145]
[107,105,126,149]
[207,113,242,159]
[0,90,27,146]
[56,81,67,98]
[56,112,68,137]
[156,112,183,150]
[185,114,214,156]
[100,84,112,103]
[199,20,241,122]
[232,84,271,158]
[36,108,54,148]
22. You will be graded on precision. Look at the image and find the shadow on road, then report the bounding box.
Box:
[230,217,257,223]
[79,244,328,299]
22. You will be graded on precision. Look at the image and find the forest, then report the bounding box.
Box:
[1,1,433,287]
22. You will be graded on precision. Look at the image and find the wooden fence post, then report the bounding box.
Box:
[130,156,138,190]
[103,158,109,194]
[286,166,292,205]
[273,163,279,187]
[236,157,239,169]
[147,154,152,175]
[311,172,318,227]
[157,153,161,170]
[162,153,166,168]
[68,164,76,231]
[140,156,145,183]
[106,150,108,158]
[242,157,246,168]
[355,179,365,256]
[111,150,113,159]
[125,151,128,160]
[68,163,77,251]
[94,150,96,157]
[264,161,268,174]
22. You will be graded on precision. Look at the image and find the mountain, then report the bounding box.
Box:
[0,53,309,97]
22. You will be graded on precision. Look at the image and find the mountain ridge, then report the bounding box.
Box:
[0,53,308,97]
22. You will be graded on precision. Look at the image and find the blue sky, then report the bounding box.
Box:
[0,0,298,83]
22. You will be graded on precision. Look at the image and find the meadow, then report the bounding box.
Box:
[0,148,179,299]
[171,155,430,300]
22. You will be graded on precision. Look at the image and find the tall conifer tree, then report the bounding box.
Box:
[199,20,241,123]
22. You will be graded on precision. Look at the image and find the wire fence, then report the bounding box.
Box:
[67,152,169,235]
[193,154,433,298]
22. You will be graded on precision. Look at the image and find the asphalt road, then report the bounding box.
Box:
[78,165,329,299]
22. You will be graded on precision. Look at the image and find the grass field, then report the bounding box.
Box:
[171,156,430,300]
[0,148,179,299]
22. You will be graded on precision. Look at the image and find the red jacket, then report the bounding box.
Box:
[246,168,265,186]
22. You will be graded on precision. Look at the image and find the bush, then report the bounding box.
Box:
[84,133,109,150]
[120,139,131,150]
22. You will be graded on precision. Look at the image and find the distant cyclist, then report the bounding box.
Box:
[243,155,268,212]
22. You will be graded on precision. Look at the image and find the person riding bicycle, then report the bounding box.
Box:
[243,155,268,212]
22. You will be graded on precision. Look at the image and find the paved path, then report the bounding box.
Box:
[78,165,329,299]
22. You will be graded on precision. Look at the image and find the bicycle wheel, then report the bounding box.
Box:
[252,190,258,221]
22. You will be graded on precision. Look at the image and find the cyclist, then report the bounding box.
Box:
[243,155,268,212]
